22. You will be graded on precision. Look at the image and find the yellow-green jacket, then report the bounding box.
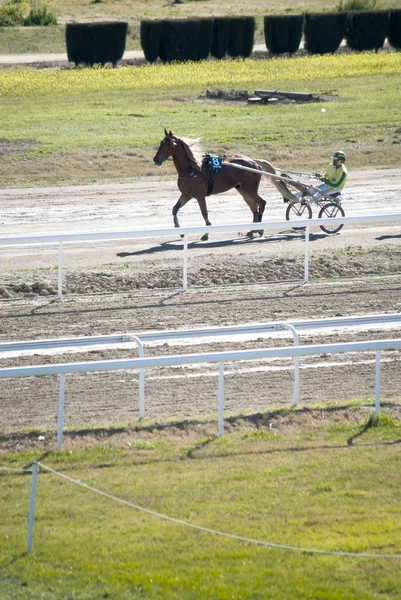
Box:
[324,163,347,189]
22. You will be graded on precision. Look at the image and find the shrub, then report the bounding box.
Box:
[242,17,256,58]
[388,9,401,50]
[227,17,244,58]
[159,19,212,63]
[24,6,58,26]
[198,18,213,60]
[337,0,377,9]
[264,14,304,55]
[304,12,348,54]
[227,16,255,58]
[211,17,230,59]
[346,10,389,51]
[140,19,162,63]
[0,1,24,26]
[65,22,128,67]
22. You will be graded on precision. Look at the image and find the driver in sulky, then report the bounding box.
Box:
[310,151,348,199]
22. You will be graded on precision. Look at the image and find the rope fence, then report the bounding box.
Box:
[3,460,398,559]
[0,466,33,474]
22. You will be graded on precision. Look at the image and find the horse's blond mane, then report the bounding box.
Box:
[176,135,203,171]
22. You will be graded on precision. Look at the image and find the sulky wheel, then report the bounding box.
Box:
[318,202,345,234]
[285,202,312,231]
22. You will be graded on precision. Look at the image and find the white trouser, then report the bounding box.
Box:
[308,183,342,201]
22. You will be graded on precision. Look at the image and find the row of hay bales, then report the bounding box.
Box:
[65,10,401,67]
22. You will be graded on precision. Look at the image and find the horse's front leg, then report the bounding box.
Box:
[172,194,191,235]
[196,196,211,241]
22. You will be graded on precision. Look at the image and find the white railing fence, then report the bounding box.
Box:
[2,312,401,353]
[1,337,400,449]
[2,312,401,445]
[1,213,401,298]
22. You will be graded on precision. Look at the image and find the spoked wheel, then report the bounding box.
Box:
[318,202,345,234]
[285,202,312,231]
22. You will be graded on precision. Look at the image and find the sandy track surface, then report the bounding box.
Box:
[0,170,401,434]
[1,169,400,268]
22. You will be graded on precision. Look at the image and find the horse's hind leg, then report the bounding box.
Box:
[254,194,266,236]
[240,180,267,236]
[258,196,266,218]
[235,186,263,238]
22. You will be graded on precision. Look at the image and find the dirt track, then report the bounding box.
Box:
[0,170,401,435]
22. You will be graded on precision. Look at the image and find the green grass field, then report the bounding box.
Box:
[1,404,401,599]
[1,52,401,188]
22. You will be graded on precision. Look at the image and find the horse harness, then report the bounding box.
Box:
[202,154,225,196]
[178,154,225,196]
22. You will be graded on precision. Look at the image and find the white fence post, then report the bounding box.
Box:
[276,323,300,405]
[304,226,310,284]
[57,242,63,299]
[126,335,146,418]
[218,362,225,436]
[183,234,188,292]
[285,324,300,406]
[27,463,38,553]
[57,374,65,450]
[375,351,381,414]
[139,369,145,419]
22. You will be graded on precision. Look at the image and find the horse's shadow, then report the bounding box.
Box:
[376,234,401,241]
[117,231,328,258]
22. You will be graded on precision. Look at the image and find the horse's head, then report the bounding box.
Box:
[153,129,177,166]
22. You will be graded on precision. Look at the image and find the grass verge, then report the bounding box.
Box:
[1,401,401,599]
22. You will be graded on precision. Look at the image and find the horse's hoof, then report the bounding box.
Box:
[258,230,264,237]
[180,234,184,239]
[200,233,209,242]
[246,231,254,239]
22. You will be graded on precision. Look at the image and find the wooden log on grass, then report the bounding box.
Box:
[255,90,315,101]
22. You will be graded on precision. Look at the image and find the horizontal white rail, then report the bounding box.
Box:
[0,214,400,246]
[1,312,400,353]
[1,214,400,299]
[1,338,400,377]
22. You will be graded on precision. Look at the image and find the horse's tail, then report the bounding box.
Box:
[255,159,299,202]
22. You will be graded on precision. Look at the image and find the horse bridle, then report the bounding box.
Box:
[165,136,177,159]
[163,136,194,179]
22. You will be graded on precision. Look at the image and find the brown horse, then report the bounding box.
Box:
[153,129,287,241]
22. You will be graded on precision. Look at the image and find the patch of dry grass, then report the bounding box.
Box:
[0,148,155,187]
